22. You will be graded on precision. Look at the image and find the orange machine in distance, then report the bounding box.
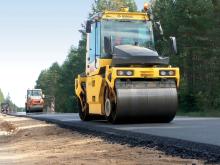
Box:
[25,89,44,113]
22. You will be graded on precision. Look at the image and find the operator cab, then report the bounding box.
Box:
[86,8,176,74]
[27,89,43,99]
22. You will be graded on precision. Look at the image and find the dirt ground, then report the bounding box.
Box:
[0,114,205,165]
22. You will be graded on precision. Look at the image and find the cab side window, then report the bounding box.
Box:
[96,22,101,58]
[89,23,96,65]
[89,22,101,68]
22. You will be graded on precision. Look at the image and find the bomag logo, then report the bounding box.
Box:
[117,14,133,19]
[105,14,134,19]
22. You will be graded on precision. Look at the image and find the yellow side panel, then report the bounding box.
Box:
[89,104,102,114]
[86,75,104,115]
[75,75,86,98]
[99,59,112,68]
[88,59,112,77]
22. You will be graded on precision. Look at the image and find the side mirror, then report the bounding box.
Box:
[169,37,178,55]
[104,36,113,55]
[155,21,164,36]
[86,20,92,33]
[42,94,45,99]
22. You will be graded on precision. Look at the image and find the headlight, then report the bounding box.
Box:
[160,71,167,76]
[126,71,133,76]
[168,70,175,76]
[117,70,125,76]
[159,70,175,76]
[117,70,134,76]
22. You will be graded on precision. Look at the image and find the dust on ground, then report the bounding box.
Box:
[0,114,205,165]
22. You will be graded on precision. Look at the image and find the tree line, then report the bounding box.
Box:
[154,0,220,112]
[36,0,220,114]
[0,89,20,112]
[0,89,4,104]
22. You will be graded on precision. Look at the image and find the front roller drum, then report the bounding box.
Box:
[110,80,178,123]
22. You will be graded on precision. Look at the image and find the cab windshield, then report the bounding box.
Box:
[28,90,42,97]
[101,20,154,55]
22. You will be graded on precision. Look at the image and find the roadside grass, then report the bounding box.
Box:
[177,110,220,117]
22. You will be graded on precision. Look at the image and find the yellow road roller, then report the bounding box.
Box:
[75,5,180,123]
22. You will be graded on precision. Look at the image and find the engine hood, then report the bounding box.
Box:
[112,45,169,66]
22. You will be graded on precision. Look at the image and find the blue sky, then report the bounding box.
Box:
[0,0,149,107]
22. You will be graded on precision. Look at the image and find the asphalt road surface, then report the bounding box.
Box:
[14,112,220,147]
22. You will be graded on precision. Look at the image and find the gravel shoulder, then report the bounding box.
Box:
[0,114,205,165]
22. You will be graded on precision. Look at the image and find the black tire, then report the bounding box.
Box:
[136,114,176,123]
[25,107,29,113]
[104,88,118,124]
[38,109,44,113]
[78,97,91,121]
[25,104,28,113]
[158,114,176,123]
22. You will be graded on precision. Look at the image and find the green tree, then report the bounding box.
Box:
[4,93,19,112]
[0,88,4,104]
[35,62,61,111]
[91,0,137,15]
[36,62,61,96]
[0,89,21,112]
[55,45,86,112]
[154,0,220,112]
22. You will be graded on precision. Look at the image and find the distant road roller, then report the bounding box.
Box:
[25,89,44,113]
[75,5,180,123]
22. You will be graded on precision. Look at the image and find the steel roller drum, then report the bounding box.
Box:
[114,80,178,122]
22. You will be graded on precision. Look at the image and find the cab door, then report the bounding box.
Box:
[87,22,103,115]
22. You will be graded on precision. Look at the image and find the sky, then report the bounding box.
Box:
[0,0,148,107]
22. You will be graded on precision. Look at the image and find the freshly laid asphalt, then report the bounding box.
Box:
[12,112,220,163]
